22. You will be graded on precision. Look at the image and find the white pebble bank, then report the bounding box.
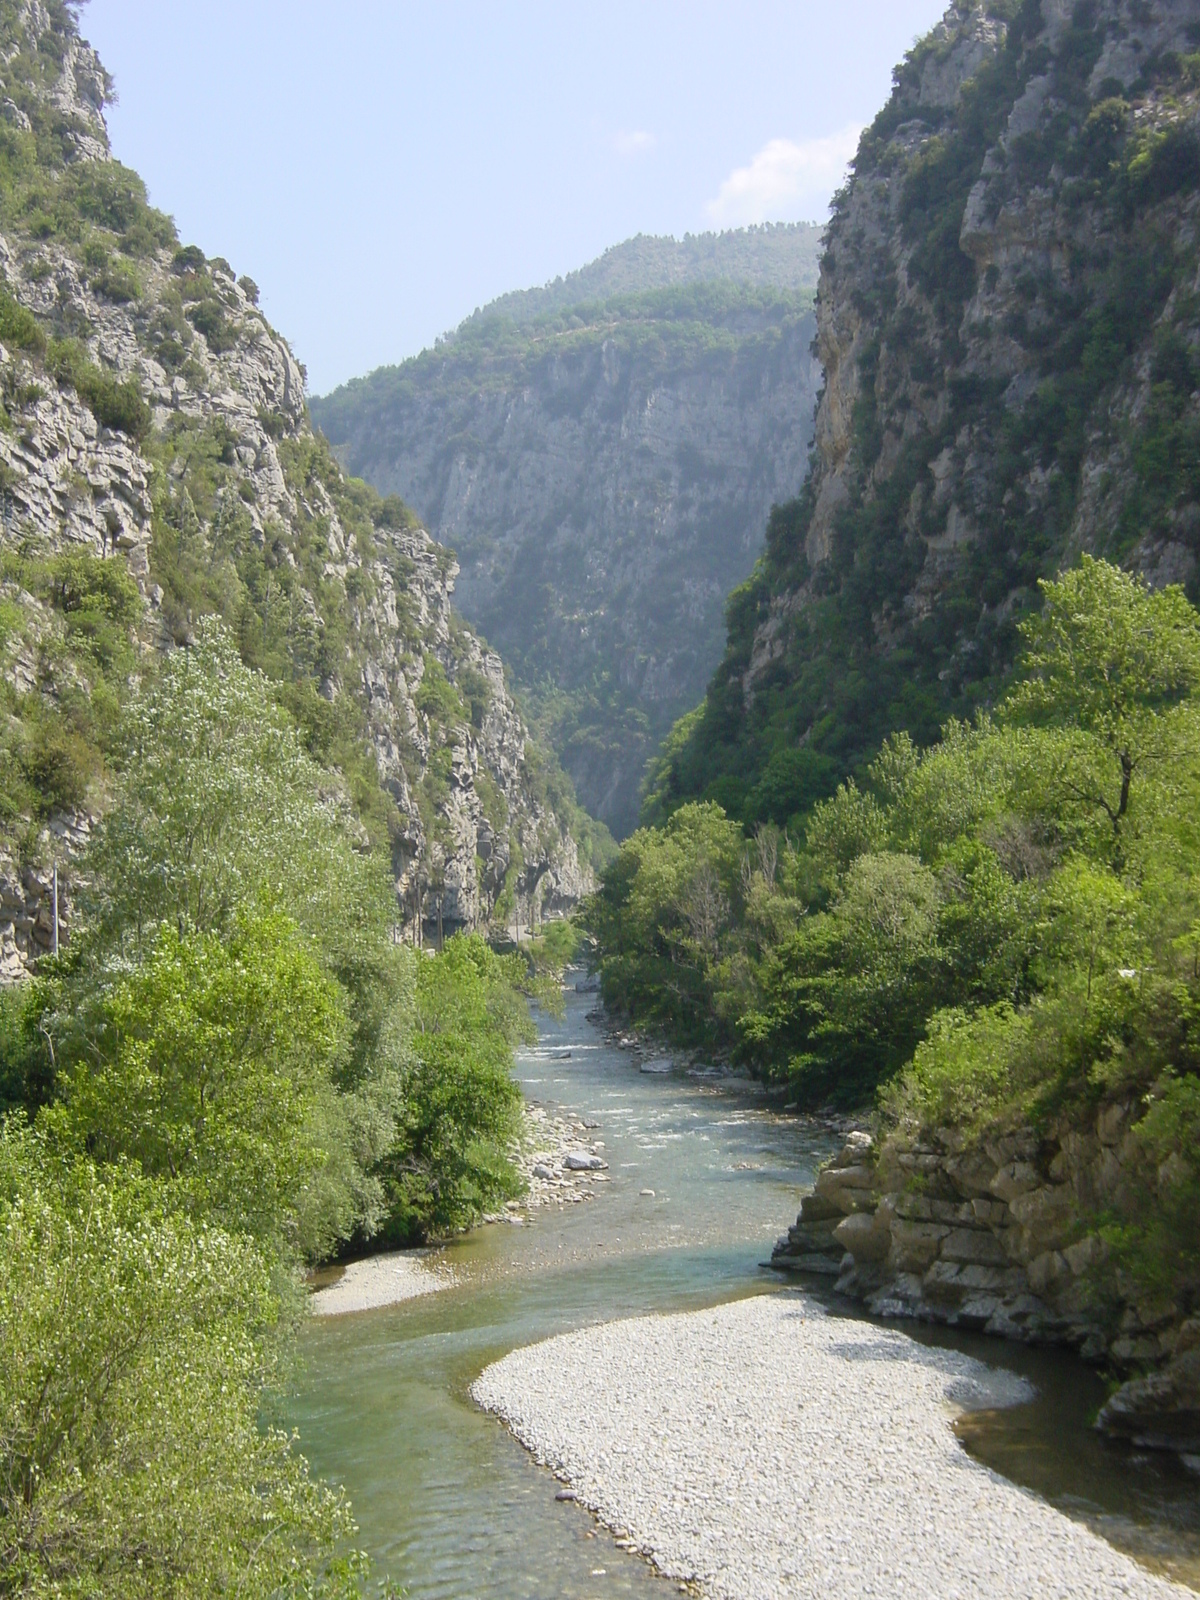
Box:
[473,1292,1190,1599]
[309,1251,453,1316]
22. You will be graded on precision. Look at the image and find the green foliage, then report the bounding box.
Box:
[0,549,143,829]
[0,283,44,353]
[526,917,582,977]
[375,934,531,1242]
[46,914,351,1250]
[0,1123,368,1600]
[47,337,150,438]
[589,561,1200,1167]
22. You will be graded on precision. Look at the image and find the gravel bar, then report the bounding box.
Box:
[309,1251,454,1316]
[473,1292,1190,1599]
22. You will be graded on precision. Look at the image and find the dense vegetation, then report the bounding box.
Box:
[647,2,1200,835]
[0,623,557,1594]
[587,558,1200,1301]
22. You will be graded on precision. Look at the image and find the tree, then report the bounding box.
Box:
[1007,556,1200,838]
[43,914,356,1256]
[375,934,530,1241]
[0,1124,367,1600]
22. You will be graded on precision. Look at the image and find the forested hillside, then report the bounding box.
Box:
[650,0,1200,831]
[312,228,824,837]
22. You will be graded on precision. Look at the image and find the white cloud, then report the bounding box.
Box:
[705,126,862,227]
[612,128,655,158]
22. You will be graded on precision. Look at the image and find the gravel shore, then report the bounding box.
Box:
[473,1292,1191,1599]
[309,1251,454,1316]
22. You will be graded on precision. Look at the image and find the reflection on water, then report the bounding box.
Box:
[290,984,1200,1598]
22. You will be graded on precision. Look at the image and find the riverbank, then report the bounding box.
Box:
[310,1100,611,1315]
[772,1128,1200,1455]
[474,1292,1193,1599]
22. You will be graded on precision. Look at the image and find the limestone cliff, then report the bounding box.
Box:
[313,234,824,837]
[653,0,1200,828]
[0,1,589,978]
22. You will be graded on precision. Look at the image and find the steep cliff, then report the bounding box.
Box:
[313,229,824,837]
[0,0,589,978]
[653,0,1200,828]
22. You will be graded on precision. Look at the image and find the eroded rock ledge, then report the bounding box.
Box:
[771,1119,1200,1454]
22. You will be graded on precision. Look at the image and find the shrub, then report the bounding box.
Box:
[0,283,44,353]
[171,243,206,275]
[187,295,237,353]
[47,338,150,438]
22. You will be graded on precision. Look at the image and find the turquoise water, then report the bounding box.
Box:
[290,986,1200,1596]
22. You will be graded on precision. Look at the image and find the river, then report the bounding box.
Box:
[290,983,1200,1597]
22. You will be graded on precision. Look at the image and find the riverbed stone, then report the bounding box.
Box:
[1099,1349,1200,1451]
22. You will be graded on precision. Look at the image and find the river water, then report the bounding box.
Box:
[291,984,1200,1597]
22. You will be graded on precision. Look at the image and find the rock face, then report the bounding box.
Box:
[313,231,824,836]
[0,1,590,976]
[772,1118,1199,1452]
[655,0,1200,825]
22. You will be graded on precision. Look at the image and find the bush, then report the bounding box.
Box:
[0,283,44,354]
[187,296,237,353]
[48,338,150,439]
[171,243,206,275]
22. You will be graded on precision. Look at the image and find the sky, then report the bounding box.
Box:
[83,2,950,396]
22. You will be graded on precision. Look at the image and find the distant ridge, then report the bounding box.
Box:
[454,222,825,334]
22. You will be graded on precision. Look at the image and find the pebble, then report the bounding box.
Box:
[473,1293,1192,1599]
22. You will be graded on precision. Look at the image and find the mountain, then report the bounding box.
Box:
[456,225,825,327]
[311,226,824,837]
[649,0,1200,829]
[0,0,590,980]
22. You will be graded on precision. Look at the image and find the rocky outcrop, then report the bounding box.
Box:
[0,1,590,976]
[313,236,823,836]
[0,809,90,980]
[773,1116,1200,1452]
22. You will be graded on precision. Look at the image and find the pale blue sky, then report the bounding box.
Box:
[84,2,949,394]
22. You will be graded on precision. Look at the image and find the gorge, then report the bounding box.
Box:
[313,227,824,837]
[3,1,1200,1598]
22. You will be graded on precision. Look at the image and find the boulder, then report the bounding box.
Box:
[834,1209,890,1264]
[564,1151,606,1171]
[1097,1349,1200,1453]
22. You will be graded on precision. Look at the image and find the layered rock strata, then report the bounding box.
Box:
[772,1123,1200,1451]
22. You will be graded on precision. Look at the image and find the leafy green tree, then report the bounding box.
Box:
[377,934,531,1241]
[587,557,1200,1138]
[64,619,414,1250]
[0,1123,368,1600]
[43,914,356,1256]
[1007,556,1200,841]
